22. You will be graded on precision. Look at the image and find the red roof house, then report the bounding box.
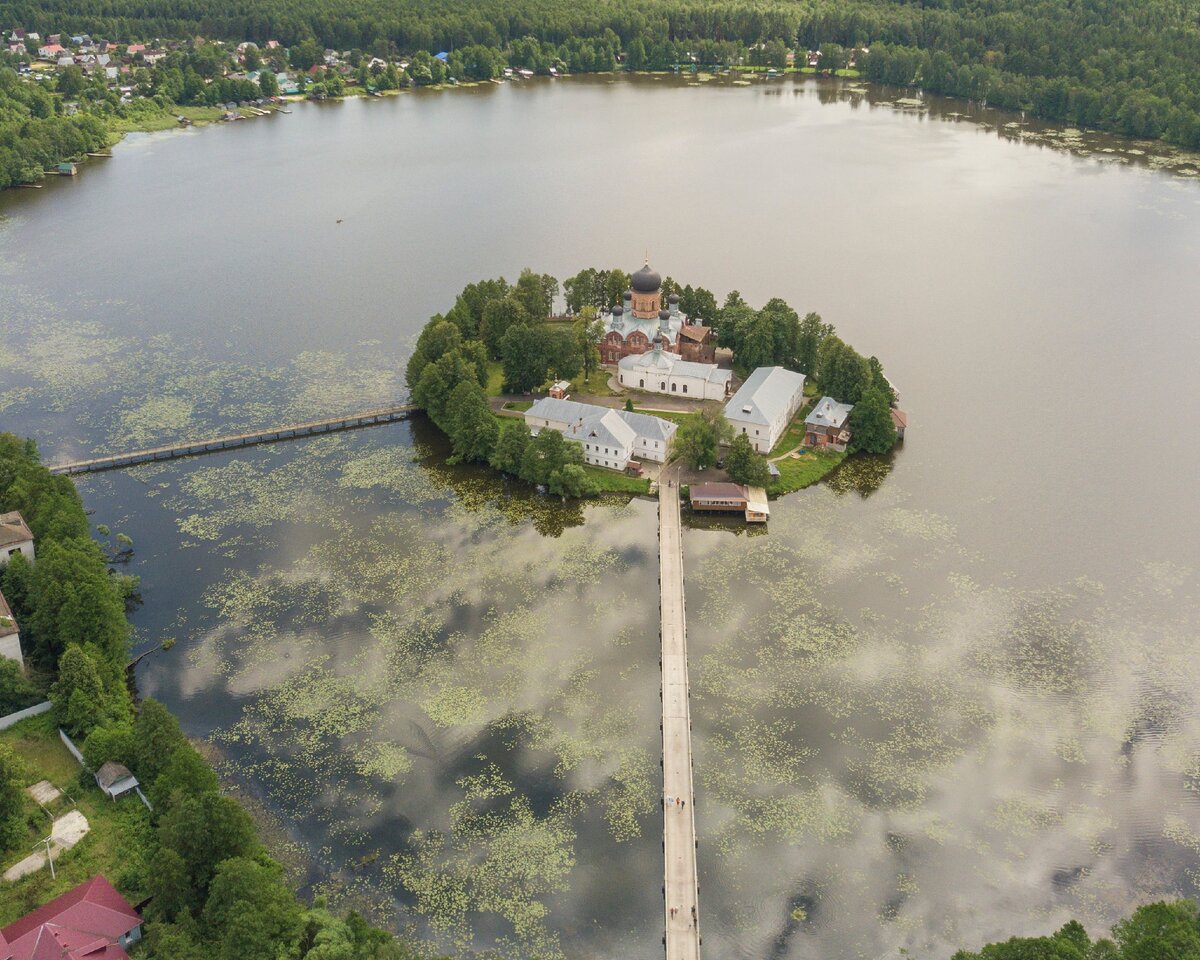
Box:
[0,876,143,960]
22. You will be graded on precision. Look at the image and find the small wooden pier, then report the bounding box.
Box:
[48,403,417,476]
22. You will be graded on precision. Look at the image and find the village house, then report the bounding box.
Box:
[617,345,732,400]
[804,396,854,451]
[0,875,143,960]
[689,482,770,522]
[724,366,807,453]
[598,261,717,365]
[524,397,677,470]
[0,511,34,565]
[0,590,22,667]
[36,43,64,60]
[890,408,908,440]
[94,761,140,801]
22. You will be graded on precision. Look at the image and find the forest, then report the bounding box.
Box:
[6,0,1200,147]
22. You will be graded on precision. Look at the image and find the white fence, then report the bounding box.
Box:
[58,727,85,765]
[0,700,52,731]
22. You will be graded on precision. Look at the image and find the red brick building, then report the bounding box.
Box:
[598,261,716,365]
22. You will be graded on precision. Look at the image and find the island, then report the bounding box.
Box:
[408,259,906,510]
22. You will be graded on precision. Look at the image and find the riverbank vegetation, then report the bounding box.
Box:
[0,433,427,959]
[10,0,1200,151]
[952,900,1200,959]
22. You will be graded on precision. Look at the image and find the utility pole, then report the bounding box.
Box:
[34,835,55,879]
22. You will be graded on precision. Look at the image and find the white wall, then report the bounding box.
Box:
[0,541,34,565]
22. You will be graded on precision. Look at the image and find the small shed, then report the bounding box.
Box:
[94,761,139,800]
[548,380,571,399]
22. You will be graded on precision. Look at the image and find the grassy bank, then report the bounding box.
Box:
[582,465,651,495]
[768,449,846,495]
[0,713,152,926]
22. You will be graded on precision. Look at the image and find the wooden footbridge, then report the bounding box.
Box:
[658,478,702,960]
[48,403,417,475]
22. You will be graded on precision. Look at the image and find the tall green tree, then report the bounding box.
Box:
[444,380,498,464]
[499,323,554,393]
[203,857,302,960]
[490,420,531,475]
[480,296,531,358]
[574,310,604,383]
[513,268,558,320]
[849,387,897,454]
[672,409,731,470]
[50,645,115,736]
[724,433,772,486]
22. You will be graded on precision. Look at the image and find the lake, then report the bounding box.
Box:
[1,74,1199,959]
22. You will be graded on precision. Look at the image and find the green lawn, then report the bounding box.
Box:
[631,407,699,426]
[502,400,533,412]
[485,361,506,397]
[768,449,847,495]
[582,465,651,495]
[0,714,153,926]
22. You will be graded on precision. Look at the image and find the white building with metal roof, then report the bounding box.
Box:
[723,366,807,453]
[524,397,678,469]
[617,346,732,401]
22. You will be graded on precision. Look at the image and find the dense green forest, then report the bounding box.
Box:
[0,434,426,960]
[9,0,1200,147]
[952,899,1200,959]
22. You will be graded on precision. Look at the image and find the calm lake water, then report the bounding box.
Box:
[2,75,1200,959]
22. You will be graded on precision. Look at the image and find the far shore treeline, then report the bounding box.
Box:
[0,434,431,960]
[6,0,1200,152]
[407,266,900,498]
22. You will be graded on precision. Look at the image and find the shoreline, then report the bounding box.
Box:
[14,72,1200,196]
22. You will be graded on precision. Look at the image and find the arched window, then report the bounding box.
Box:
[660,382,666,391]
[639,379,644,388]
[682,385,688,394]
[671,383,677,392]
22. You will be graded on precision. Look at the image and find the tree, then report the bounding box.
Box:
[480,296,531,358]
[203,857,302,960]
[499,324,554,393]
[158,791,258,901]
[1113,901,1200,960]
[0,743,25,852]
[513,268,558,319]
[549,463,591,498]
[672,409,731,470]
[444,380,498,464]
[490,420,531,475]
[574,310,604,383]
[150,745,220,813]
[258,70,279,97]
[0,658,37,714]
[50,645,113,736]
[725,434,772,486]
[290,39,325,72]
[520,428,582,486]
[849,387,898,454]
[57,66,86,97]
[548,328,583,382]
[624,398,634,412]
[134,698,188,784]
[795,312,832,376]
[82,721,136,769]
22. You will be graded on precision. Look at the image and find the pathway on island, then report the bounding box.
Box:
[658,479,702,960]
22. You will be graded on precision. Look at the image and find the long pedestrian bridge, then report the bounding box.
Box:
[47,403,417,475]
[658,480,702,959]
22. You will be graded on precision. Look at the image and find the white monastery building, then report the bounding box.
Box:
[0,512,35,565]
[617,346,732,400]
[723,366,807,453]
[524,397,677,470]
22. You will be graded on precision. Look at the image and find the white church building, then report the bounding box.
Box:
[617,346,732,401]
[524,397,677,470]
